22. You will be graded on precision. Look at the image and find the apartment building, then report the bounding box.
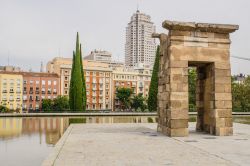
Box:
[22,72,60,111]
[125,10,157,67]
[46,58,113,110]
[112,67,152,111]
[84,50,112,63]
[0,72,23,112]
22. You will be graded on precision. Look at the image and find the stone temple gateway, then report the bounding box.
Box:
[153,20,239,137]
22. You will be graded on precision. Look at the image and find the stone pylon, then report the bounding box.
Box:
[154,20,239,137]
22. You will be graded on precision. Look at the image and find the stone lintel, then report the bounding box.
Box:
[152,33,161,38]
[163,20,239,34]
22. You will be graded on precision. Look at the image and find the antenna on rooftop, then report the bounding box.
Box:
[7,50,10,66]
[40,61,44,73]
[137,4,139,12]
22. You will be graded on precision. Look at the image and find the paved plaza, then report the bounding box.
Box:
[43,123,250,166]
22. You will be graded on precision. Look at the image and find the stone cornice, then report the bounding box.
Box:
[162,20,239,33]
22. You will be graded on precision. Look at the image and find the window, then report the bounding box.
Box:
[48,80,51,85]
[54,80,57,85]
[93,104,95,109]
[64,90,68,95]
[42,80,45,85]
[30,80,34,84]
[65,76,68,81]
[48,88,51,94]
[17,79,21,85]
[86,77,90,82]
[36,80,39,84]
[65,83,68,88]
[42,88,45,94]
[16,95,21,101]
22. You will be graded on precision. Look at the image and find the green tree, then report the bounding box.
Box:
[0,105,9,113]
[148,46,160,112]
[131,93,147,111]
[42,99,53,111]
[188,68,197,112]
[232,76,250,112]
[69,32,84,111]
[80,44,87,110]
[116,87,132,110]
[53,96,70,111]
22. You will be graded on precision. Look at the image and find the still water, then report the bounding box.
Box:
[0,116,156,166]
[0,115,250,166]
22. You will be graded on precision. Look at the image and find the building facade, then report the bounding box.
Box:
[0,72,23,112]
[47,58,113,110]
[125,10,157,67]
[84,50,112,63]
[22,72,60,111]
[112,67,151,111]
[47,57,152,111]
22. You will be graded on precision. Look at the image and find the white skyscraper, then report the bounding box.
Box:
[125,10,157,67]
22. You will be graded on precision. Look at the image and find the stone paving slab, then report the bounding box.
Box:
[42,123,250,166]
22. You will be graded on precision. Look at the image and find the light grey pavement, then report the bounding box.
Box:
[42,123,250,166]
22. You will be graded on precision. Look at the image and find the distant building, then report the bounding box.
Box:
[0,72,23,112]
[0,66,21,72]
[84,50,112,63]
[125,10,157,67]
[112,66,151,111]
[233,73,246,84]
[46,57,152,111]
[47,58,113,110]
[21,72,60,111]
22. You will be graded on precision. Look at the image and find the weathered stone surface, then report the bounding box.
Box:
[167,127,189,137]
[168,119,189,129]
[167,109,188,119]
[156,19,237,137]
[163,20,239,33]
[215,127,233,136]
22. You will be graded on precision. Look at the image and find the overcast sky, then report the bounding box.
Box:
[0,0,249,74]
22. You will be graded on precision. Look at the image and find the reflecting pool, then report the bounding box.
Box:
[0,115,249,166]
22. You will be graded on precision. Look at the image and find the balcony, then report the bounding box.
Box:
[47,91,51,94]
[23,98,27,101]
[16,98,20,102]
[2,99,7,101]
[16,91,21,94]
[9,99,14,102]
[42,91,46,94]
[9,91,14,94]
[92,94,96,97]
[23,91,27,94]
[2,90,7,93]
[29,91,34,94]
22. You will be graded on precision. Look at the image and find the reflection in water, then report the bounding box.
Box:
[0,116,156,166]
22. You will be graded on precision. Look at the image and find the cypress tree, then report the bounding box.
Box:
[69,32,84,111]
[69,51,75,109]
[148,46,160,112]
[80,44,87,111]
